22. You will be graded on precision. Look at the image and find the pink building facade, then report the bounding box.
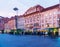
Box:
[4,17,16,33]
[24,4,59,32]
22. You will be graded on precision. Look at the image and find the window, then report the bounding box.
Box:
[34,23,39,26]
[30,19,32,22]
[46,20,47,22]
[49,17,51,19]
[33,17,35,22]
[28,20,29,23]
[53,15,56,18]
[53,23,56,27]
[41,20,44,23]
[42,24,44,28]
[37,16,39,18]
[59,24,60,27]
[25,20,26,23]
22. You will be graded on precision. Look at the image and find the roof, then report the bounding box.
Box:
[41,4,59,12]
[24,11,40,17]
[24,5,44,15]
[24,4,59,17]
[26,5,44,12]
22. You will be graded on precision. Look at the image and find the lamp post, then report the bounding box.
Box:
[13,7,18,16]
[13,7,19,32]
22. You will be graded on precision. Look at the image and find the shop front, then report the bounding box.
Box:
[48,28,58,36]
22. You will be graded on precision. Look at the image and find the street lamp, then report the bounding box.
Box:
[13,7,19,16]
[13,7,19,31]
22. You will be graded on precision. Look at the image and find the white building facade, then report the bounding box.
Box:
[17,16,25,30]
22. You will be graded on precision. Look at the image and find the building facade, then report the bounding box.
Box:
[4,4,60,33]
[24,4,59,32]
[40,4,59,29]
[17,15,25,30]
[4,17,16,33]
[0,16,4,31]
[24,5,44,31]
